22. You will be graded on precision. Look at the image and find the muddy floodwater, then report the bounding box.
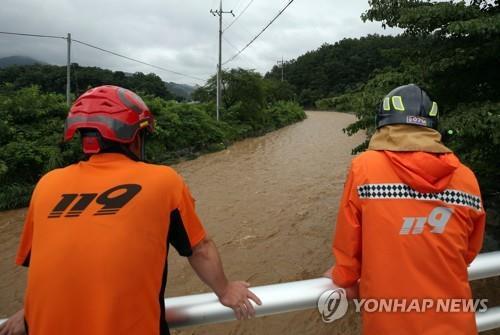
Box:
[166,111,364,334]
[7,111,498,334]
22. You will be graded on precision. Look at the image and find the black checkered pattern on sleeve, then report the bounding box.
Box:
[357,183,482,211]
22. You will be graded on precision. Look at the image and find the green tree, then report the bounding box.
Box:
[263,79,297,104]
[192,68,302,128]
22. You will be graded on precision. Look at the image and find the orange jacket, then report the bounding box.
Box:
[16,153,206,335]
[332,150,485,335]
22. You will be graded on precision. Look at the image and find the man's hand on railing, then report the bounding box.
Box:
[217,281,262,320]
[187,237,262,320]
[0,309,25,335]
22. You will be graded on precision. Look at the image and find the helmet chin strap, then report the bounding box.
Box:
[140,134,146,161]
[120,130,146,161]
[119,144,141,161]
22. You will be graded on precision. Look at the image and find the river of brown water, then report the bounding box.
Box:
[166,111,364,334]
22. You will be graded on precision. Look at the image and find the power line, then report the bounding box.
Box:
[0,31,207,83]
[222,0,295,65]
[222,35,240,52]
[0,31,66,40]
[72,39,206,82]
[223,0,255,32]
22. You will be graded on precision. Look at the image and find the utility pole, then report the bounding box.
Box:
[277,56,285,82]
[210,1,234,121]
[66,33,72,106]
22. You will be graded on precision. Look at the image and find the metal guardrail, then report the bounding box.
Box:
[2,251,500,331]
[162,251,500,330]
[477,307,500,332]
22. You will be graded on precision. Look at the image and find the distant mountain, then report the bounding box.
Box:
[120,73,196,100]
[125,72,198,100]
[0,56,46,68]
[165,82,197,100]
[0,55,197,100]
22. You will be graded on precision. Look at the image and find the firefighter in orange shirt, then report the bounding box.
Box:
[0,85,261,335]
[325,84,485,334]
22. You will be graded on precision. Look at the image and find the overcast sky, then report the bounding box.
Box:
[0,0,398,85]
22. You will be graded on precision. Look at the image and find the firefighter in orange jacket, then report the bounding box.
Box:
[0,86,261,335]
[325,84,486,334]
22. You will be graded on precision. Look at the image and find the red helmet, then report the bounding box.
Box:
[64,85,154,154]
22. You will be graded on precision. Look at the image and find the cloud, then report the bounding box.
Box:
[0,0,399,85]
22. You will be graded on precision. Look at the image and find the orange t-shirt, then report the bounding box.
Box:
[332,150,485,335]
[16,153,206,335]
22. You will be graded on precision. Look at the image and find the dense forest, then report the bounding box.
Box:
[0,64,178,100]
[0,66,305,210]
[266,34,413,106]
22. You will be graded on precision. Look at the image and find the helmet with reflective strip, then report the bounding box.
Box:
[64,85,154,154]
[376,84,438,129]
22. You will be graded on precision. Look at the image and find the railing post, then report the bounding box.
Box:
[66,33,71,106]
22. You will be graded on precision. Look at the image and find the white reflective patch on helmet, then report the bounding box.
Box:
[383,97,391,111]
[429,101,438,117]
[406,116,427,127]
[392,96,405,111]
